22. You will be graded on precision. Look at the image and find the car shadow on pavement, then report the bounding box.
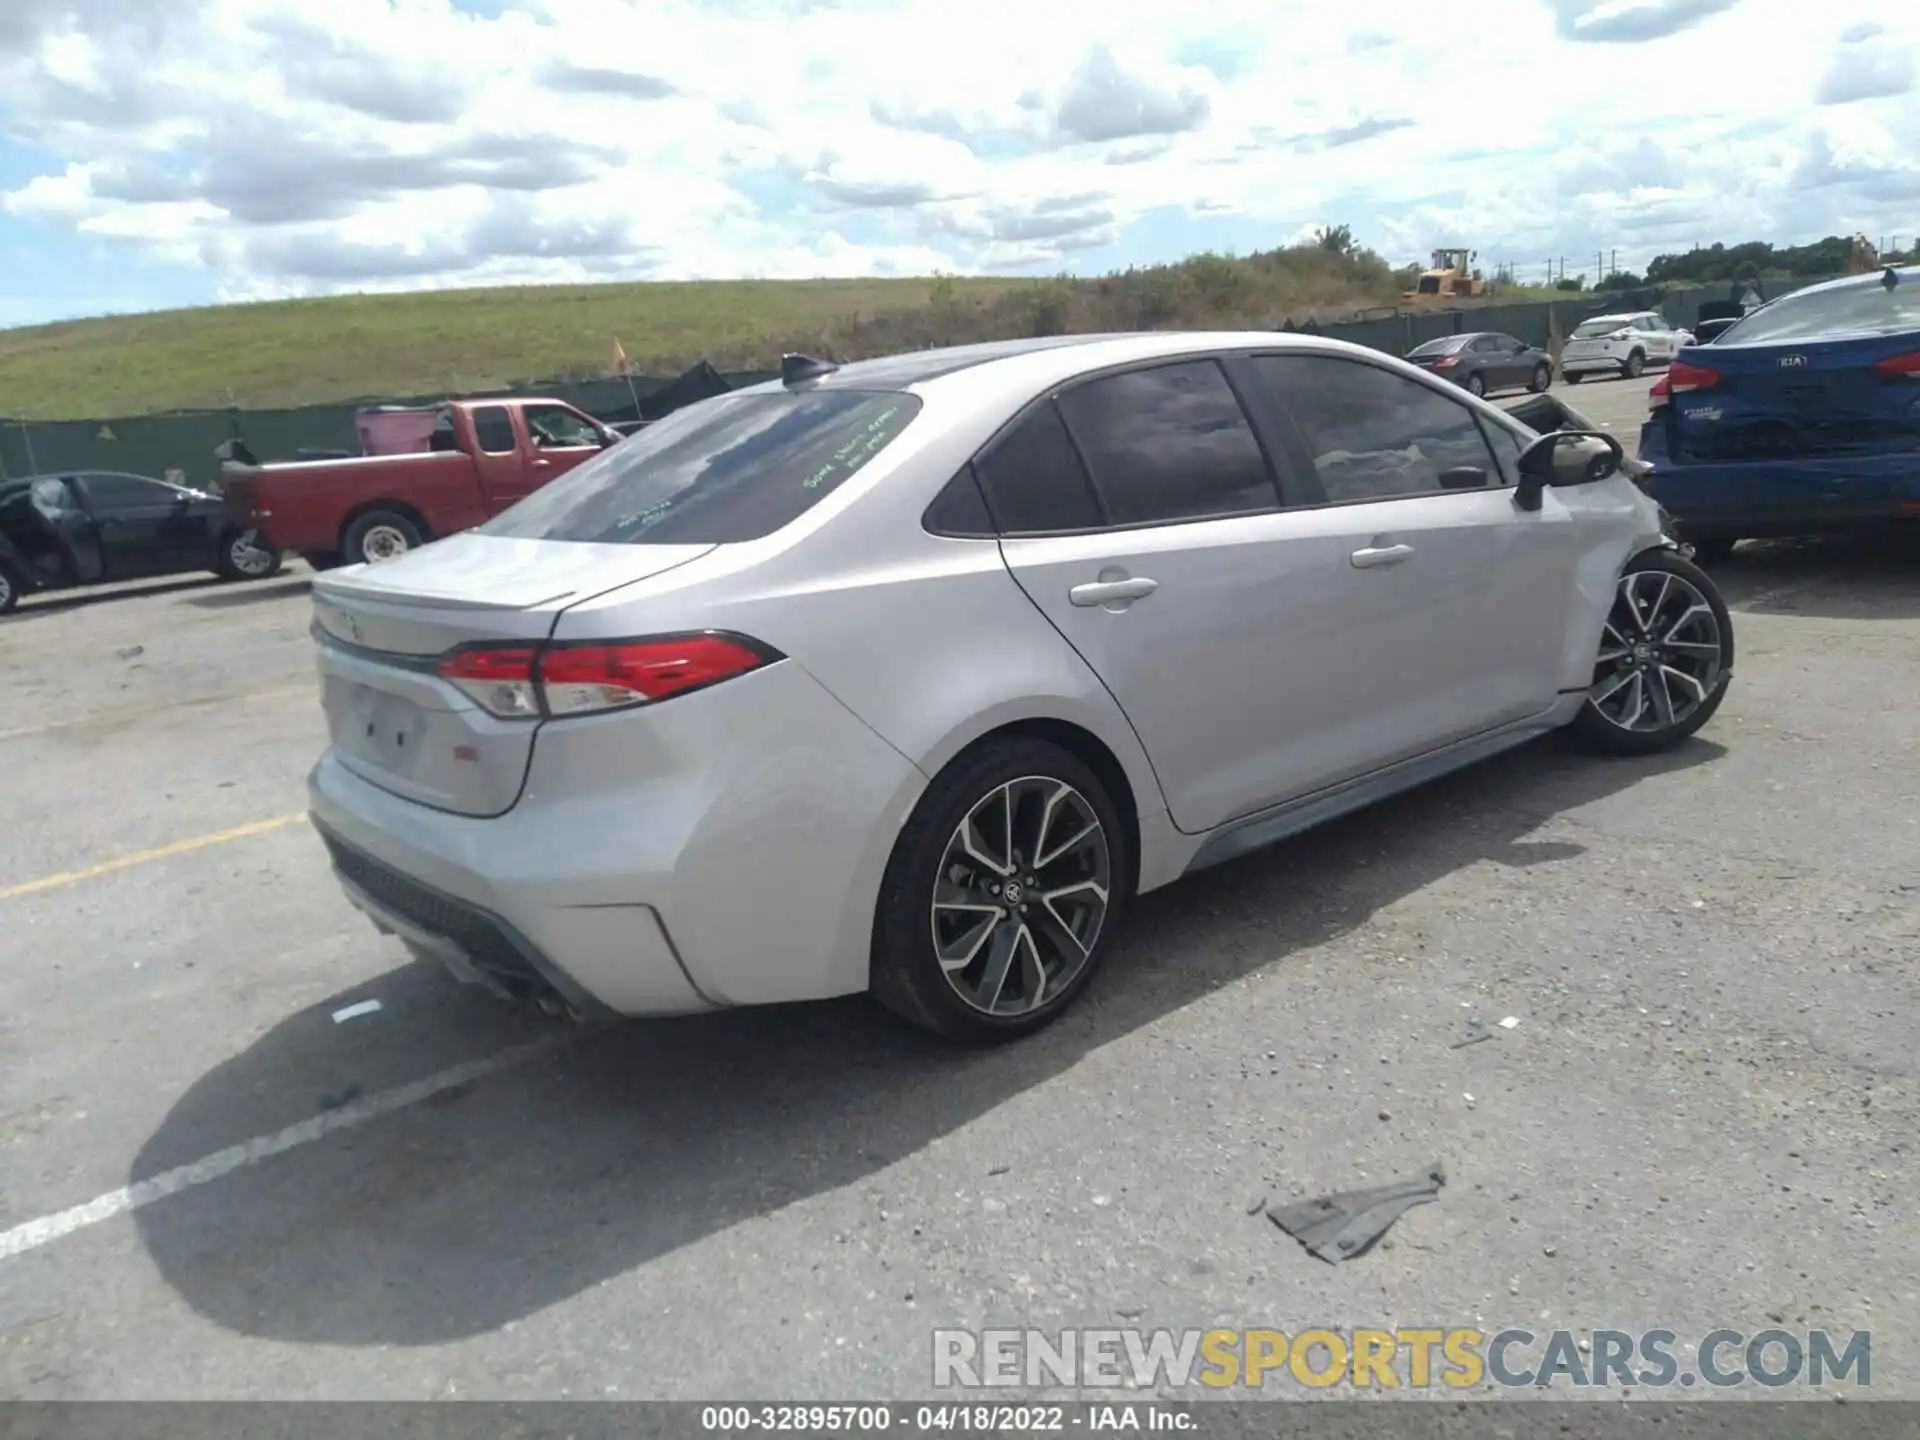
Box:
[185,577,313,610]
[1708,530,1920,621]
[131,733,1724,1348]
[4,575,222,619]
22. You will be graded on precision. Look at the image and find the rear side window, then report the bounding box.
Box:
[480,390,921,545]
[1721,278,1920,344]
[1249,355,1500,504]
[974,403,1104,533]
[471,406,516,455]
[1056,360,1277,526]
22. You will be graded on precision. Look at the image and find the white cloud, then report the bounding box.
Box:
[2,0,1919,313]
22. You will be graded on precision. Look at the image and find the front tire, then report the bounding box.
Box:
[1564,371,1584,384]
[871,737,1130,1044]
[342,510,423,566]
[1569,548,1732,756]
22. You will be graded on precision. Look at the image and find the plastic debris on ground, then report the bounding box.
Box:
[1266,1165,1447,1263]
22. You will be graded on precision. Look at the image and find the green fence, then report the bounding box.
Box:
[0,277,1830,487]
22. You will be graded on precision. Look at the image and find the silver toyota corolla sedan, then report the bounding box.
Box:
[306,332,1734,1043]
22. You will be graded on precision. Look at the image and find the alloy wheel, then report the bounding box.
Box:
[1589,567,1725,733]
[930,775,1111,1017]
[229,531,276,576]
[361,525,412,562]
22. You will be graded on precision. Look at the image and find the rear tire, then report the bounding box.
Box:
[342,510,422,566]
[213,528,283,581]
[1624,349,1646,379]
[871,737,1130,1044]
[1465,373,1487,397]
[1569,548,1732,757]
[0,561,20,616]
[1529,364,1552,393]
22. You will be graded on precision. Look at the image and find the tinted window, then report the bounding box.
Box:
[923,467,995,537]
[1469,335,1502,353]
[472,405,516,454]
[974,403,1103,534]
[1057,361,1276,526]
[1720,277,1920,344]
[523,404,603,449]
[1572,317,1630,339]
[1249,356,1500,504]
[1408,336,1469,357]
[482,390,921,545]
[82,473,172,508]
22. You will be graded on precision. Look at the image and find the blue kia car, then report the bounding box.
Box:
[1638,264,1920,562]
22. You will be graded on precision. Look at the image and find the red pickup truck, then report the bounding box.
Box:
[220,398,616,568]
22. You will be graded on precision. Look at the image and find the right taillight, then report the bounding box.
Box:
[1668,360,1721,394]
[1872,350,1920,379]
[439,633,781,720]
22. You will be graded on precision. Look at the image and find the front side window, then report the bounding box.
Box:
[482,390,922,545]
[80,473,172,509]
[1056,360,1277,526]
[523,404,604,449]
[1249,356,1501,504]
[1719,278,1920,344]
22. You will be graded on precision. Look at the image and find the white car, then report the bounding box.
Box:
[1559,311,1694,382]
[305,333,1734,1042]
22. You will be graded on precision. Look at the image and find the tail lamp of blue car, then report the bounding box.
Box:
[1638,266,1920,549]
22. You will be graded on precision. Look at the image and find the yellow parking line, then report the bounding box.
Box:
[0,812,309,902]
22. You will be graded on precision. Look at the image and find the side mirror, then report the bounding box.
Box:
[1513,429,1625,512]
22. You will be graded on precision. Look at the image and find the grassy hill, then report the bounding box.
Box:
[0,243,1437,420]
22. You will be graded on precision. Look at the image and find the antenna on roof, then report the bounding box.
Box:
[1884,266,1901,292]
[780,353,839,387]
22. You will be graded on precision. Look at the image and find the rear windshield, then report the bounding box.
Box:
[480,389,922,545]
[1408,336,1469,357]
[1718,277,1920,345]
[1572,317,1632,339]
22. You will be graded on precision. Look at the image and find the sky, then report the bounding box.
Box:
[0,0,1916,329]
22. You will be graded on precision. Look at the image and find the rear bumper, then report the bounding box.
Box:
[1560,348,1636,375]
[306,658,928,1017]
[1638,430,1920,538]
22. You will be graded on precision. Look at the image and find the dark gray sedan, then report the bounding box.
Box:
[1405,332,1554,398]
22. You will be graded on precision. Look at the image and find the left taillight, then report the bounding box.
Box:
[438,633,781,720]
[1872,350,1920,380]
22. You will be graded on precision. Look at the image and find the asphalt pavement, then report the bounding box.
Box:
[1,372,1916,1401]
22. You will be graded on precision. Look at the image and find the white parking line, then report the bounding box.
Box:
[0,1030,583,1262]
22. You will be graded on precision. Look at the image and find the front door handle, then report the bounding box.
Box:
[1350,543,1414,569]
[1069,576,1158,608]
[530,458,553,470]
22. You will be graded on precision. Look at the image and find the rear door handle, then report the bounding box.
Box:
[1350,543,1414,569]
[1069,577,1158,607]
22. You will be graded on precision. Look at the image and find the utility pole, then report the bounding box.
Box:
[1611,248,1618,278]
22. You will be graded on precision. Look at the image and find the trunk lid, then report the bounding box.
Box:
[1671,332,1920,463]
[310,532,715,816]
